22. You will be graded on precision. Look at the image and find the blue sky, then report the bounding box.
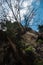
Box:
[40,0,43,20]
[29,0,43,31]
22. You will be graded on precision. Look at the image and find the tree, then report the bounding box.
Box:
[2,0,22,22]
[0,0,25,31]
[38,25,43,33]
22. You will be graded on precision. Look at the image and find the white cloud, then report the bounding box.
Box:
[22,0,33,8]
[20,0,33,20]
[8,11,13,17]
[20,8,27,20]
[22,1,29,8]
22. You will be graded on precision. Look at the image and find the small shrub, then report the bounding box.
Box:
[38,39,43,43]
[25,46,35,52]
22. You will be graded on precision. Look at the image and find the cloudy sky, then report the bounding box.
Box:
[0,0,43,31]
[21,0,43,31]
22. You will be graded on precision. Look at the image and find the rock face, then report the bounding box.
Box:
[36,43,43,59]
[0,25,43,65]
[22,31,38,46]
[22,30,43,60]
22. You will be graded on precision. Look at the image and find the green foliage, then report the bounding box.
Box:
[25,46,35,52]
[37,39,43,44]
[36,61,43,65]
[5,22,19,38]
[5,21,24,49]
[34,54,43,65]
